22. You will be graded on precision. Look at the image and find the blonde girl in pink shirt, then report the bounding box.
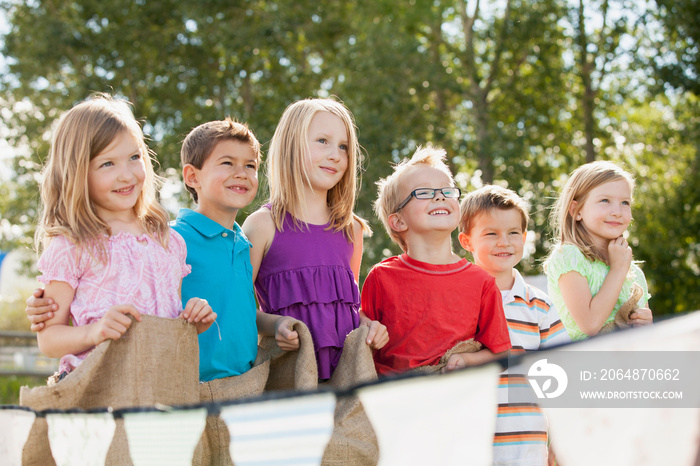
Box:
[35,94,216,377]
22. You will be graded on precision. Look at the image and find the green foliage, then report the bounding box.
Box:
[0,295,33,332]
[1,0,698,313]
[0,375,45,405]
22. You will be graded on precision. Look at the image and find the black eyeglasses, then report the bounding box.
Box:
[395,187,461,211]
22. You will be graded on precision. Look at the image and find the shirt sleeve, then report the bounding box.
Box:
[168,228,191,279]
[545,244,592,283]
[539,297,571,348]
[36,235,85,289]
[360,267,380,321]
[474,277,512,353]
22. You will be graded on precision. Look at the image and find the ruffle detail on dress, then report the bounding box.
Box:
[256,264,360,311]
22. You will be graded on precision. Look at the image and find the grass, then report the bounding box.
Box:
[0,375,46,405]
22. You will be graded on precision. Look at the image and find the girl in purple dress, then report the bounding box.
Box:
[243,98,388,379]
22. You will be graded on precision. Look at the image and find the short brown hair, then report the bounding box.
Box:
[180,117,261,203]
[459,185,529,235]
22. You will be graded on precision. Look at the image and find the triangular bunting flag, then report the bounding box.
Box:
[222,392,336,466]
[358,364,501,466]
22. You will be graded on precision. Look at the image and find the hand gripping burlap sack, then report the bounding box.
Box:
[599,283,644,334]
[19,315,200,466]
[406,338,483,375]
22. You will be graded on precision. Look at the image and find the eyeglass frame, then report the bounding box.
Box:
[395,187,462,212]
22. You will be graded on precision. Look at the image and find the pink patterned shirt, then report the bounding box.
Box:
[37,229,191,373]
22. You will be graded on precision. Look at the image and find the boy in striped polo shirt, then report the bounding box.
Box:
[458,185,570,466]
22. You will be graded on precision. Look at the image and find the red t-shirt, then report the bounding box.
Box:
[361,254,511,376]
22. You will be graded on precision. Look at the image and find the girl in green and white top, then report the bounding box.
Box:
[544,161,653,341]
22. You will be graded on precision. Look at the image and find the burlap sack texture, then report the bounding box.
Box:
[191,319,317,466]
[19,315,200,466]
[407,338,483,375]
[320,325,379,466]
[193,360,271,466]
[600,283,644,334]
[194,321,379,466]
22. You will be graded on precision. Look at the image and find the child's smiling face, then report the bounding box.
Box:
[459,208,526,281]
[391,165,460,236]
[574,178,632,249]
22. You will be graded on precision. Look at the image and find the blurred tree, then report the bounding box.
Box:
[0,0,354,250]
[1,0,697,313]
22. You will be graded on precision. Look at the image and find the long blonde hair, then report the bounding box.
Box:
[549,160,635,264]
[35,94,170,260]
[266,97,369,241]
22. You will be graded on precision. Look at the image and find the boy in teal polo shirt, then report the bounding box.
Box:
[174,117,299,381]
[26,118,299,381]
[24,117,298,381]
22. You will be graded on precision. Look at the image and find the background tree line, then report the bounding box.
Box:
[1,0,697,314]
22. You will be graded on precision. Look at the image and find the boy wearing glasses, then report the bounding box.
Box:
[361,146,510,376]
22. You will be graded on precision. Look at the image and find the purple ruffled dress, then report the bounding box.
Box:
[255,209,361,379]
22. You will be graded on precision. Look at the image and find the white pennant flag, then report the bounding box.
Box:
[0,408,36,466]
[46,412,116,466]
[222,392,336,466]
[543,312,700,466]
[358,364,501,466]
[123,408,207,466]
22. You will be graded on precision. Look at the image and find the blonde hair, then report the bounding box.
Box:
[459,185,529,234]
[374,145,454,252]
[549,160,635,264]
[35,93,170,260]
[266,97,368,240]
[181,117,261,203]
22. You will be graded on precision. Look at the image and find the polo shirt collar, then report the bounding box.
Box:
[176,208,245,240]
[510,269,529,302]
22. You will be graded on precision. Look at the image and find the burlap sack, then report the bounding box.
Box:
[321,326,379,466]
[256,320,318,392]
[193,360,271,466]
[407,338,483,375]
[194,321,380,466]
[19,315,200,466]
[193,319,315,465]
[600,283,644,334]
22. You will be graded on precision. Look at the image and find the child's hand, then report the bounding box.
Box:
[629,307,653,327]
[442,353,468,373]
[607,236,633,272]
[363,320,389,350]
[274,316,300,351]
[181,298,217,334]
[90,304,141,346]
[25,288,57,332]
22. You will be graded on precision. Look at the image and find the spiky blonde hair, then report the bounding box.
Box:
[374,145,454,252]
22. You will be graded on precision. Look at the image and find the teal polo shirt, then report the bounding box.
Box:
[172,208,258,382]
